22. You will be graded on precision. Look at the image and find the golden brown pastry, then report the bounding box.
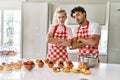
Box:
[52,67,60,72]
[58,62,64,68]
[44,58,49,64]
[63,67,70,72]
[67,62,74,69]
[48,61,54,68]
[0,65,4,70]
[13,63,21,69]
[5,65,12,71]
[38,60,44,68]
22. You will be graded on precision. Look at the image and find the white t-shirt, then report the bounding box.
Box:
[73,22,101,37]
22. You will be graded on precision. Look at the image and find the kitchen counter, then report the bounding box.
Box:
[0,62,120,80]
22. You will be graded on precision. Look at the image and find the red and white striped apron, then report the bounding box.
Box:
[47,25,68,61]
[76,21,99,61]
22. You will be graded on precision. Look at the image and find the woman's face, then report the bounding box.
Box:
[56,12,67,26]
[72,11,86,24]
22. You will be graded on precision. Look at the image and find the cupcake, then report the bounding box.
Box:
[58,62,64,68]
[38,60,44,68]
[5,65,12,71]
[67,62,74,69]
[48,61,54,68]
[0,65,4,71]
[44,58,49,64]
[13,63,21,69]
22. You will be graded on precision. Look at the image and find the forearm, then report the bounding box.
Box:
[78,35,100,46]
[71,42,85,49]
[80,38,99,46]
[47,37,64,44]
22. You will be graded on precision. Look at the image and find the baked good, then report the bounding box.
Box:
[58,62,64,68]
[36,59,40,63]
[72,68,80,73]
[51,58,56,64]
[5,65,12,71]
[0,65,4,70]
[52,67,60,72]
[67,62,74,69]
[63,67,70,72]
[44,58,49,64]
[81,68,91,75]
[13,63,21,69]
[38,60,44,68]
[48,61,54,68]
[66,59,72,65]
[78,63,87,70]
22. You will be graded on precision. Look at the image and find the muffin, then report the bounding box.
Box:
[58,62,64,68]
[48,61,54,68]
[5,65,12,71]
[52,67,60,72]
[67,62,74,69]
[44,58,49,64]
[51,58,56,64]
[66,59,72,65]
[0,65,4,70]
[13,63,21,69]
[38,60,44,68]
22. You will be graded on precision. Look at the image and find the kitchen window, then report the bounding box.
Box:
[0,10,21,57]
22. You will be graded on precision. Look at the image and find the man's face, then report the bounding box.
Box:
[72,11,85,24]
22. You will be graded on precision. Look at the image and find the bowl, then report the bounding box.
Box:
[80,54,98,68]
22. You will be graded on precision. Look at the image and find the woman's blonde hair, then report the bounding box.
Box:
[52,8,67,26]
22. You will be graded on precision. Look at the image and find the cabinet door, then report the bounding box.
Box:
[22,2,48,59]
[108,3,120,64]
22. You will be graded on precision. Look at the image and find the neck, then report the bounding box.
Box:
[80,20,88,27]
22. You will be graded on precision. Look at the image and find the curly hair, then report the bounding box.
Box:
[71,6,86,18]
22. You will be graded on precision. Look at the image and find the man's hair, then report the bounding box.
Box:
[71,6,86,18]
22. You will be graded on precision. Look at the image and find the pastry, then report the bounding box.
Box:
[36,59,40,63]
[13,63,21,69]
[66,59,72,65]
[78,63,87,70]
[63,67,70,72]
[67,62,74,69]
[81,68,91,75]
[44,58,49,64]
[58,62,64,68]
[0,65,4,70]
[51,58,56,64]
[38,60,44,68]
[5,65,12,71]
[72,68,80,73]
[48,61,54,68]
[52,67,60,72]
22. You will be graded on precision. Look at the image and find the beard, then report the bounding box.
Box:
[78,16,86,25]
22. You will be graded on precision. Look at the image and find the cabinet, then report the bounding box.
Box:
[22,2,48,59]
[52,4,106,25]
[108,3,120,64]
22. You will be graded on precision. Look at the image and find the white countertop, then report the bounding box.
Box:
[0,62,120,80]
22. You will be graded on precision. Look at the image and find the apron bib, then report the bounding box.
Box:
[47,25,68,61]
[76,21,99,61]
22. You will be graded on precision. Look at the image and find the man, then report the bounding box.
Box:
[70,6,101,62]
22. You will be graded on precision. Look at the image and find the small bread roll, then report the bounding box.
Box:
[5,65,12,71]
[0,65,4,70]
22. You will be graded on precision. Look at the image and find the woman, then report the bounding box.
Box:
[47,8,73,61]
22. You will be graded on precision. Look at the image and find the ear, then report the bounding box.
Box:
[83,13,86,17]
